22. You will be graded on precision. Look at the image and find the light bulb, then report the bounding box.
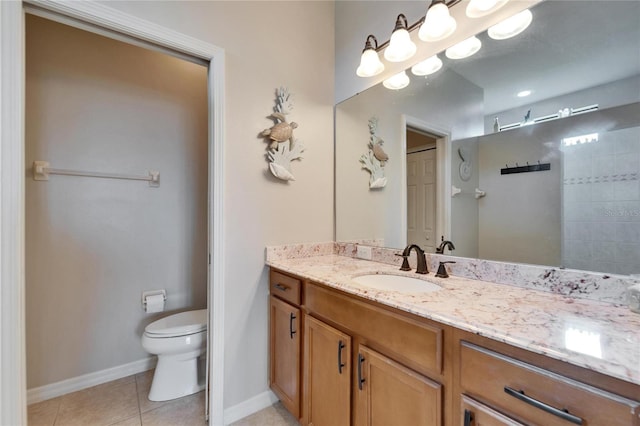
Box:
[445,36,482,60]
[488,9,533,40]
[466,0,509,18]
[384,28,417,62]
[356,49,384,77]
[411,55,443,76]
[419,2,457,42]
[383,71,410,90]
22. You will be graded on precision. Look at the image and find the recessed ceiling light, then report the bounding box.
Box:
[517,90,532,97]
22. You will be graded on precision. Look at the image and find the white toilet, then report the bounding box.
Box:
[141,309,207,401]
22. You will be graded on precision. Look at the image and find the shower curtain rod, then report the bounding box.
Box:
[32,161,160,187]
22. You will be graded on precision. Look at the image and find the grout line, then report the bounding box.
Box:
[52,397,61,426]
[135,373,143,425]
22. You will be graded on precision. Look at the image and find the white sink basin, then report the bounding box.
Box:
[351,274,441,293]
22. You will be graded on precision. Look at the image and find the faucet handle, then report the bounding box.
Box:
[435,261,456,278]
[395,253,411,271]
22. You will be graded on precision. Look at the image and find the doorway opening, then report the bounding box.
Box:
[406,128,439,252]
[401,116,451,254]
[0,2,225,424]
[25,13,209,421]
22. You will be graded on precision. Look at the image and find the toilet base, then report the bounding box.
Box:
[148,351,205,402]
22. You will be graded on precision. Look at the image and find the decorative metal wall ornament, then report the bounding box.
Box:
[360,117,388,189]
[260,87,305,181]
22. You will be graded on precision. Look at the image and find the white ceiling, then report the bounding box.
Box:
[438,0,640,114]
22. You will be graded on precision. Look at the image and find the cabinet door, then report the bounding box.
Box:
[355,345,442,426]
[461,395,524,426]
[270,296,301,418]
[304,315,351,426]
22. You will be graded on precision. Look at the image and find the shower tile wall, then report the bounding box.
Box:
[562,126,640,275]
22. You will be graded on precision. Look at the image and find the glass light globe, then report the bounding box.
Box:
[384,28,417,62]
[466,0,509,18]
[488,9,533,40]
[383,71,410,90]
[411,55,443,76]
[356,49,384,77]
[445,36,482,60]
[419,3,457,42]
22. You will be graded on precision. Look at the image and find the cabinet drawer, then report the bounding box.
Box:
[270,269,301,306]
[305,282,442,376]
[460,342,640,426]
[461,395,524,426]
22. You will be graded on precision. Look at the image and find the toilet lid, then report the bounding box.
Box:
[145,309,207,337]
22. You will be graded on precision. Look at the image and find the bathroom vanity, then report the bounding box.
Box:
[267,251,640,426]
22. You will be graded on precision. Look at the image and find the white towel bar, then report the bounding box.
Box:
[32,161,160,187]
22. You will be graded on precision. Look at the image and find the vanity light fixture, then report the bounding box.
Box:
[445,36,482,59]
[356,35,385,77]
[419,0,457,42]
[384,14,417,63]
[488,9,533,40]
[355,1,463,78]
[465,0,509,18]
[383,71,410,90]
[411,54,443,76]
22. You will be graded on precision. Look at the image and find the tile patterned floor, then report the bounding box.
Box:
[229,402,298,426]
[28,370,206,426]
[28,370,298,426]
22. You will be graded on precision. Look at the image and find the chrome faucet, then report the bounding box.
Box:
[435,237,455,254]
[397,244,428,274]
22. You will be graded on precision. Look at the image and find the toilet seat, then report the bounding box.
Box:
[145,309,207,338]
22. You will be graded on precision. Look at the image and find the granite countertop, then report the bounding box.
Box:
[267,254,640,386]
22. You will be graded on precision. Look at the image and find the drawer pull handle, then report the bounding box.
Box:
[357,353,366,390]
[337,340,346,374]
[463,409,474,426]
[275,283,289,292]
[289,313,297,339]
[504,386,583,425]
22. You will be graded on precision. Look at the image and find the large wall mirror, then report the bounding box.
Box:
[335,0,640,276]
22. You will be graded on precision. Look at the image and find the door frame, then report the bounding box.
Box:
[400,115,451,249]
[0,1,225,424]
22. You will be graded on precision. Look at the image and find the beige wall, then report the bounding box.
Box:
[25,15,208,388]
[98,1,336,409]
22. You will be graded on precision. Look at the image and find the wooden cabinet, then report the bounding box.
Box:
[269,268,640,426]
[459,341,640,426]
[303,315,351,426]
[304,281,443,377]
[303,281,446,426]
[269,270,302,419]
[355,344,442,426]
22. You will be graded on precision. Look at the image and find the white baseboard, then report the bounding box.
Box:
[27,357,157,405]
[223,390,280,425]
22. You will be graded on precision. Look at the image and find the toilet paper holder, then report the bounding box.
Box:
[142,290,167,308]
